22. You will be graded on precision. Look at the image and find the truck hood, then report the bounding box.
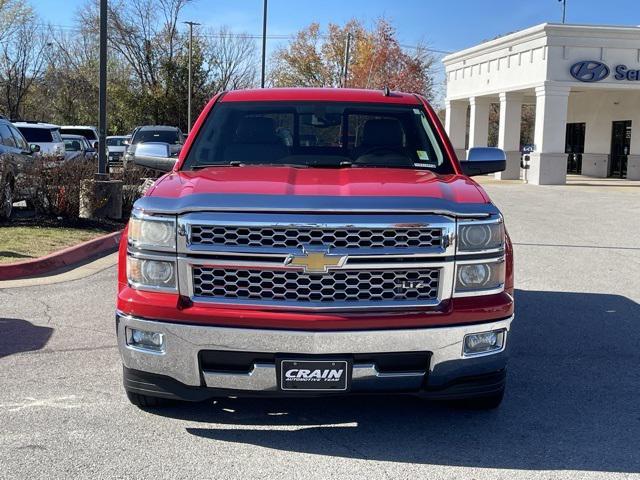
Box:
[136,167,496,217]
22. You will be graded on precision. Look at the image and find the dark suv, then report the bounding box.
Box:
[0,118,37,219]
[123,125,184,168]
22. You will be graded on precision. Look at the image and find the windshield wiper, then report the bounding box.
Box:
[192,161,311,170]
[192,161,244,169]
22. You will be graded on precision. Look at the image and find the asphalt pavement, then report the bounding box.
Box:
[1,179,639,479]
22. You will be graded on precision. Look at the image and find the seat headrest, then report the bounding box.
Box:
[235,117,279,144]
[361,119,404,147]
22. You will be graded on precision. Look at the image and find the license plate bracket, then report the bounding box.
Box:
[279,359,351,392]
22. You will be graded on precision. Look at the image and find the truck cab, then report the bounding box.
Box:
[117,88,513,409]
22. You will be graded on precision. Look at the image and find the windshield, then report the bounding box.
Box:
[64,139,82,151]
[182,101,450,172]
[61,128,97,140]
[133,129,182,145]
[107,137,126,146]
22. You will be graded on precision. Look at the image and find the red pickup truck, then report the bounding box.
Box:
[117,88,513,409]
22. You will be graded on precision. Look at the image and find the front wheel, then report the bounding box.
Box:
[125,390,175,409]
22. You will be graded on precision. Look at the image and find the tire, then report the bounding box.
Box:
[448,386,505,410]
[0,179,13,220]
[125,390,175,409]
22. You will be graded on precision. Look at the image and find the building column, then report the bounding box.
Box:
[627,123,640,180]
[468,96,491,150]
[445,99,468,161]
[496,92,523,180]
[529,84,571,185]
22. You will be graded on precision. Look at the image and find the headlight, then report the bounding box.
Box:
[454,258,505,296]
[457,220,504,252]
[127,256,176,290]
[128,214,176,250]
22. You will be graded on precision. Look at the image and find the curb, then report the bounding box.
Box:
[0,230,122,281]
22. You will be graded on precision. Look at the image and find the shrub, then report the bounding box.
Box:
[20,159,96,218]
[18,160,160,219]
[109,165,160,214]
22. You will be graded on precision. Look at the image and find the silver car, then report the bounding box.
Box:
[61,134,97,162]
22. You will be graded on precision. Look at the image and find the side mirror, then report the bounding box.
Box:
[30,143,41,153]
[460,147,506,176]
[93,141,100,149]
[133,142,177,172]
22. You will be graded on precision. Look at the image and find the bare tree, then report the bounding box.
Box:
[0,19,48,119]
[0,0,33,44]
[205,27,258,92]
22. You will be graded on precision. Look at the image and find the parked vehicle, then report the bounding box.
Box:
[60,125,99,149]
[62,134,97,162]
[123,125,184,167]
[14,122,65,162]
[0,118,38,218]
[107,135,128,166]
[118,88,513,410]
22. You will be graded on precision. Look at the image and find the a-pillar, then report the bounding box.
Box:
[445,99,468,161]
[496,92,523,180]
[529,84,571,185]
[468,96,491,153]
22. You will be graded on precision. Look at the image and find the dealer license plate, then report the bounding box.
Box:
[279,360,349,391]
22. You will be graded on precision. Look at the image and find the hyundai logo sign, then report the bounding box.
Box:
[570,60,640,82]
[570,61,610,82]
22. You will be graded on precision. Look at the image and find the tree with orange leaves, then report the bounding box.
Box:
[270,19,435,100]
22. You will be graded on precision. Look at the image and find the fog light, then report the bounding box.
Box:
[463,329,506,357]
[126,327,165,353]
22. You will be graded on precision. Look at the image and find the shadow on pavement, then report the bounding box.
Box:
[162,289,640,473]
[0,318,53,358]
[0,251,33,260]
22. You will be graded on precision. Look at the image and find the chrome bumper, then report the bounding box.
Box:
[116,313,513,393]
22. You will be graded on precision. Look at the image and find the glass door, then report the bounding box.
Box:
[609,121,631,178]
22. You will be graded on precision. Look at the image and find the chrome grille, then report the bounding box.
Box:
[189,225,442,250]
[192,267,440,304]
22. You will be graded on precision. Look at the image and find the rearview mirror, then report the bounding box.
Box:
[133,142,177,172]
[460,147,506,176]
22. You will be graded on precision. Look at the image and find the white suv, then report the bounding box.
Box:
[60,126,99,149]
[14,122,65,161]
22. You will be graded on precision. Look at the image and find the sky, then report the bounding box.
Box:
[32,0,640,104]
[33,0,640,54]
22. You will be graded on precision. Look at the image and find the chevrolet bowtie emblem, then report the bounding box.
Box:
[285,248,347,274]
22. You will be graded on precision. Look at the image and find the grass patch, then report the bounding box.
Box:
[0,226,110,264]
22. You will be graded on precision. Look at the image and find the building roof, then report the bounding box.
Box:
[443,23,640,65]
[221,87,422,105]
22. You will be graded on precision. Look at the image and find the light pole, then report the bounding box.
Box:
[98,0,107,176]
[558,0,567,24]
[261,0,267,88]
[342,32,352,88]
[184,21,200,134]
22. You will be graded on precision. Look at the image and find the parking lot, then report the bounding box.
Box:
[1,179,639,479]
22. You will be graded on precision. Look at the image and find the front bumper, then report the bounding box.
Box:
[116,312,512,399]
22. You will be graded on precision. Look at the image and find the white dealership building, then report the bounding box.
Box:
[443,23,640,184]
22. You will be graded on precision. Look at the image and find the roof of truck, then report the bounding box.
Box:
[221,88,422,105]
